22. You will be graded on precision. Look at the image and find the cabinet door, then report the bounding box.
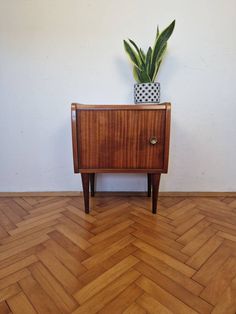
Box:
[78,109,166,170]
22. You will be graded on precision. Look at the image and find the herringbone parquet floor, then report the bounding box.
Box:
[0,195,236,314]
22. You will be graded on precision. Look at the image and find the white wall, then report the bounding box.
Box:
[0,0,236,192]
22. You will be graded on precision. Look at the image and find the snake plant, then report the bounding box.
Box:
[123,20,175,83]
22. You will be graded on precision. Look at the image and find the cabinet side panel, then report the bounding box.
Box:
[71,104,79,172]
[163,104,171,173]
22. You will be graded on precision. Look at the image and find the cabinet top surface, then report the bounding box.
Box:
[72,103,171,110]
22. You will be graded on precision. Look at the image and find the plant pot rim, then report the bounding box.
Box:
[134,82,160,86]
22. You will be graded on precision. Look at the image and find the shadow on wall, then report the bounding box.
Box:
[96,173,147,192]
[164,117,208,191]
[52,117,82,191]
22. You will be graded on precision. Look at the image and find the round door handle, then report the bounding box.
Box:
[149,137,158,145]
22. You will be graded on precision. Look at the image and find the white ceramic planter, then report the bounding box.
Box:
[134,82,160,104]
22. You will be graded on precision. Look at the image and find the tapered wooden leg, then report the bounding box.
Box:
[81,173,90,214]
[147,174,152,197]
[151,173,161,214]
[90,173,95,197]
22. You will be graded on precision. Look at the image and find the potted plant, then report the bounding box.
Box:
[123,20,175,104]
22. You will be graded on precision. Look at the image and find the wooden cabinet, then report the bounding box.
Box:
[71,103,171,214]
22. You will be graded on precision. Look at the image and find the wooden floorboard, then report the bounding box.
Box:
[0,196,235,313]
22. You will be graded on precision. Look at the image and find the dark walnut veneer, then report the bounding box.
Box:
[71,103,171,214]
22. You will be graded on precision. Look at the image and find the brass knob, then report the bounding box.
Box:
[150,137,158,145]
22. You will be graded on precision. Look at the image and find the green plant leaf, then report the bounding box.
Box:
[152,25,160,52]
[128,39,146,68]
[153,60,162,82]
[139,49,146,64]
[151,43,167,81]
[123,20,175,83]
[155,25,159,40]
[153,61,161,81]
[133,66,151,83]
[145,47,152,76]
[150,20,175,79]
[138,69,152,83]
[123,40,142,69]
[133,66,141,83]
[132,52,152,83]
[128,39,140,54]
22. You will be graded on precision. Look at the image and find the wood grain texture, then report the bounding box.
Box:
[78,109,165,169]
[71,103,171,172]
[0,195,235,313]
[163,103,171,172]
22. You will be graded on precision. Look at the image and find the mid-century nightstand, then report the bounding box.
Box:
[71,103,171,214]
